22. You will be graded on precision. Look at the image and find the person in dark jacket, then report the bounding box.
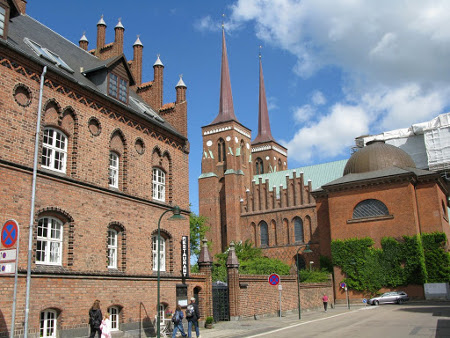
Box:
[186,297,200,338]
[172,304,187,338]
[89,300,103,338]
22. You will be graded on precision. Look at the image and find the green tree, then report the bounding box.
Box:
[189,211,209,261]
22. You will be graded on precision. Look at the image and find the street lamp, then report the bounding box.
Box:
[296,243,312,320]
[156,205,186,338]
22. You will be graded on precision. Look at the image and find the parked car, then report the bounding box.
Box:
[368,291,409,305]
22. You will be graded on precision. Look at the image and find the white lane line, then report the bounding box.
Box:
[246,308,375,337]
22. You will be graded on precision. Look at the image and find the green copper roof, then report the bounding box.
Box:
[253,159,348,192]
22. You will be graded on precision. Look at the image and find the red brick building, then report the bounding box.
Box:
[198,26,450,301]
[0,1,211,337]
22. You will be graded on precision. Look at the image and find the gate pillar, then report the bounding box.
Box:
[198,238,213,318]
[226,242,240,320]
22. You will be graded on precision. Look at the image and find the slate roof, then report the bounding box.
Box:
[1,13,184,139]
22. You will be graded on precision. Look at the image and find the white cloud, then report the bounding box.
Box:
[229,0,450,163]
[311,91,326,105]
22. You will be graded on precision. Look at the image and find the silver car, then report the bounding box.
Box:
[368,291,409,305]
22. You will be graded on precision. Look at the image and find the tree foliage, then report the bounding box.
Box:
[189,211,209,261]
[422,232,450,283]
[212,240,290,282]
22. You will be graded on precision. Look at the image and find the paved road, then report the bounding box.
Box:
[247,303,450,338]
[201,302,450,338]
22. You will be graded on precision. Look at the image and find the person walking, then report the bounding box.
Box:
[88,300,103,338]
[322,294,329,312]
[186,297,200,338]
[172,304,187,338]
[100,315,111,338]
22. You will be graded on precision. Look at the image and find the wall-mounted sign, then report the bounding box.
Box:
[181,236,189,278]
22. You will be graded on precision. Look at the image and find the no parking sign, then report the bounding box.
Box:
[1,219,18,248]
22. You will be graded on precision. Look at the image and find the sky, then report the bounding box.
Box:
[27,0,450,214]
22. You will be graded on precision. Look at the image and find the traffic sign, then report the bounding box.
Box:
[1,220,18,248]
[268,273,280,286]
[0,262,16,274]
[0,249,17,262]
[363,298,367,303]
[340,282,346,289]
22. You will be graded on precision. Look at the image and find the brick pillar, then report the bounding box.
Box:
[226,242,240,320]
[198,238,213,318]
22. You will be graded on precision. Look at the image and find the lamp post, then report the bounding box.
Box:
[296,243,312,320]
[156,205,186,338]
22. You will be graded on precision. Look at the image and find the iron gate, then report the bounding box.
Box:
[212,281,229,321]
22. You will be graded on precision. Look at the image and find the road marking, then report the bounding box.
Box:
[246,308,374,337]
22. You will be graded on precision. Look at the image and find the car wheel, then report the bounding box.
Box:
[397,299,403,304]
[375,300,379,306]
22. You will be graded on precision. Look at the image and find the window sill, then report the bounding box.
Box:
[347,214,394,224]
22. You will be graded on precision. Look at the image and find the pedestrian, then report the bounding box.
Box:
[186,297,200,338]
[322,293,329,312]
[100,315,111,338]
[172,304,187,338]
[88,300,102,338]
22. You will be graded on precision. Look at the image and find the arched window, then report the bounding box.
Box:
[108,152,119,188]
[42,128,67,172]
[36,217,63,265]
[218,138,226,163]
[158,303,167,324]
[108,306,120,331]
[294,217,304,243]
[353,199,389,219]
[240,140,246,165]
[260,221,268,247]
[152,168,165,201]
[40,309,57,337]
[107,229,118,269]
[277,159,282,171]
[152,235,166,271]
[255,158,264,175]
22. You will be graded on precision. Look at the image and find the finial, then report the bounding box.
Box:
[259,45,262,59]
[222,13,225,29]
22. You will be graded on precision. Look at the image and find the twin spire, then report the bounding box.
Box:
[211,25,274,145]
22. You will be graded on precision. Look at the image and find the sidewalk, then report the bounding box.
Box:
[197,305,367,338]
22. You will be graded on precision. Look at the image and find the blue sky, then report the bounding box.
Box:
[28,1,450,214]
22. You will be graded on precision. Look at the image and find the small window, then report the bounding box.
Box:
[40,310,57,337]
[294,217,304,243]
[42,128,67,173]
[260,221,268,247]
[353,199,389,219]
[152,168,165,201]
[218,138,226,163]
[36,217,63,265]
[158,304,167,324]
[108,229,117,268]
[24,38,74,73]
[0,4,7,39]
[109,306,119,331]
[255,158,264,175]
[109,152,119,188]
[108,73,128,103]
[152,235,166,271]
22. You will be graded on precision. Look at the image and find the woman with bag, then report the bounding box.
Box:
[172,304,187,338]
[89,300,103,338]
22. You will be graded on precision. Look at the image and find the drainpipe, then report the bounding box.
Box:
[24,65,47,338]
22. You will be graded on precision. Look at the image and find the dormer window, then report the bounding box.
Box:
[108,73,128,103]
[0,2,9,40]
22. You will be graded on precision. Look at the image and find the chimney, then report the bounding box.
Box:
[153,55,164,109]
[96,15,106,53]
[79,33,88,51]
[176,75,187,103]
[17,0,27,14]
[132,36,143,86]
[114,18,125,55]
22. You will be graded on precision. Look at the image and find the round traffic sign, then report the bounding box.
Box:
[363,298,367,303]
[268,273,280,286]
[1,220,18,248]
[340,282,346,289]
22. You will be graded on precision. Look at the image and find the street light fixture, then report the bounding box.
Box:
[156,205,186,338]
[296,243,312,320]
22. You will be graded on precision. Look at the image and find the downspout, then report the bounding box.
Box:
[24,65,47,338]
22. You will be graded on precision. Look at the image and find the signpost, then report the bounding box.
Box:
[181,236,189,278]
[268,274,282,317]
[1,219,19,338]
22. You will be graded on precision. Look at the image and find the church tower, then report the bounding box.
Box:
[199,26,253,256]
[251,54,287,174]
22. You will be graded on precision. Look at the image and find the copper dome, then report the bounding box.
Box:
[343,140,416,175]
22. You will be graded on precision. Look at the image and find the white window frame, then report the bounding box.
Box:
[152,168,165,202]
[40,309,57,338]
[42,128,67,173]
[36,217,63,265]
[0,6,6,38]
[152,235,165,272]
[159,304,166,324]
[108,229,118,269]
[109,306,119,331]
[109,152,119,188]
